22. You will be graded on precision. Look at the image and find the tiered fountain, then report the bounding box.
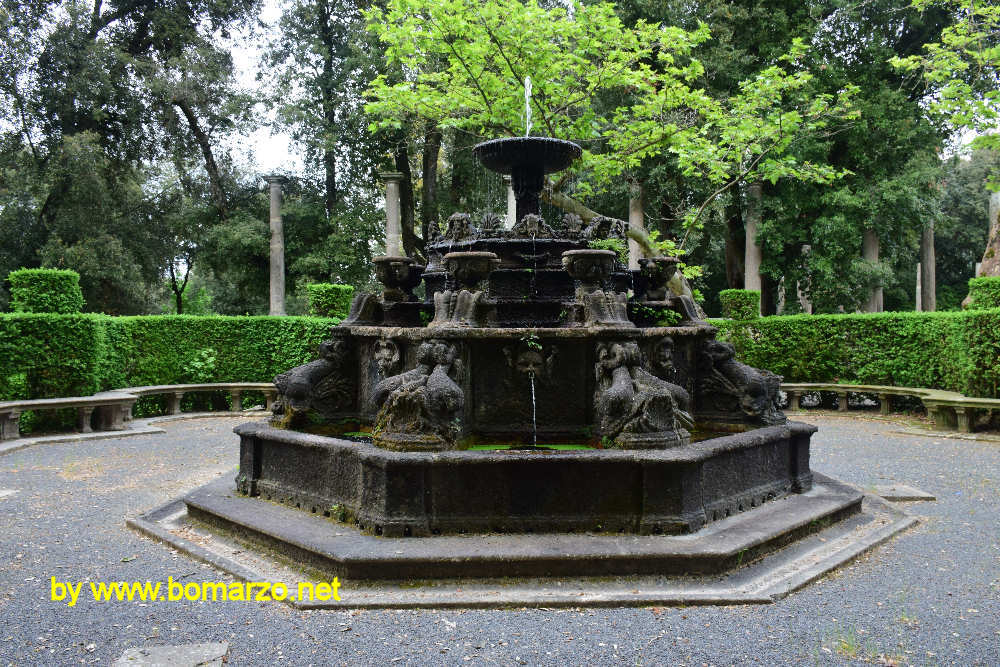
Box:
[222,134,830,547]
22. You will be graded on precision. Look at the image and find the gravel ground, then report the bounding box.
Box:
[0,414,997,666]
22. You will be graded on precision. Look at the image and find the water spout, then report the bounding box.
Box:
[528,370,537,447]
[524,76,532,137]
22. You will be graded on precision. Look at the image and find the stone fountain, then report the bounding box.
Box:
[234,136,816,538]
[156,136,912,601]
[132,137,913,607]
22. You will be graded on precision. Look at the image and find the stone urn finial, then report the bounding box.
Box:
[443,251,501,290]
[562,249,616,293]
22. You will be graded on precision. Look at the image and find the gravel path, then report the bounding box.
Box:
[0,415,997,666]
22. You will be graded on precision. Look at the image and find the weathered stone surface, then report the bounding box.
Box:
[113,643,229,666]
[874,484,936,502]
[696,339,786,426]
[187,470,853,580]
[233,420,816,537]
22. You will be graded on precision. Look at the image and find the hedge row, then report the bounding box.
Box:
[0,314,339,401]
[307,283,355,318]
[715,308,1000,398]
[967,277,1000,309]
[8,268,85,314]
[718,289,760,320]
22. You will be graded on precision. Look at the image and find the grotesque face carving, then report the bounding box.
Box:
[373,339,400,376]
[562,213,583,236]
[654,337,675,371]
[514,350,545,377]
[503,342,557,384]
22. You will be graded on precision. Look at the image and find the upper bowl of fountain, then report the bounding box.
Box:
[473,137,582,175]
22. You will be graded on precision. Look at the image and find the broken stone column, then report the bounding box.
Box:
[380,172,404,256]
[862,229,883,312]
[628,181,648,270]
[264,174,288,316]
[504,175,516,229]
[920,222,936,311]
[743,182,763,313]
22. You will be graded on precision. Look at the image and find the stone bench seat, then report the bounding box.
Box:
[127,383,278,415]
[0,383,279,442]
[781,382,1000,433]
[0,392,137,441]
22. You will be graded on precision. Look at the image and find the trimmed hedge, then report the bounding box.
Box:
[967,277,1000,309]
[0,314,340,401]
[715,309,1000,398]
[718,289,760,320]
[8,268,85,314]
[307,283,354,318]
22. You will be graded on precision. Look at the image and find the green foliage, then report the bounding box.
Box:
[365,0,855,223]
[0,314,340,401]
[716,309,1000,398]
[892,0,1000,176]
[8,269,85,314]
[587,239,628,265]
[935,151,1000,308]
[718,290,760,320]
[967,277,1000,310]
[307,284,355,319]
[631,305,682,327]
[0,314,108,399]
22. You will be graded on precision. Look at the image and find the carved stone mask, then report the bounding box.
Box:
[514,350,545,377]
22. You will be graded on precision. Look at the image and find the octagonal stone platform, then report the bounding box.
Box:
[128,470,916,608]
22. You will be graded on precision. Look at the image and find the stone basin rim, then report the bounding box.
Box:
[336,324,718,339]
[235,420,812,464]
[473,136,583,175]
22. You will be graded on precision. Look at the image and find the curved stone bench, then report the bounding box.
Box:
[126,383,278,416]
[0,392,137,441]
[0,383,277,441]
[781,382,1000,433]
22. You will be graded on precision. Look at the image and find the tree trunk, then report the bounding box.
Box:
[724,204,744,289]
[743,182,763,312]
[421,123,442,242]
[173,98,227,218]
[541,186,599,221]
[862,229,883,312]
[323,145,337,218]
[920,222,936,312]
[627,181,646,269]
[393,142,423,261]
[980,190,1000,276]
[317,2,339,218]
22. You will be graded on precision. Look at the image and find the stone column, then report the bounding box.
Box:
[920,222,936,312]
[797,282,813,314]
[915,262,922,311]
[862,229,883,312]
[504,175,516,229]
[264,175,288,316]
[380,172,404,256]
[627,181,647,270]
[743,182,763,313]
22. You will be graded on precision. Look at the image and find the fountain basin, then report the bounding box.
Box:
[473,137,582,175]
[234,420,814,537]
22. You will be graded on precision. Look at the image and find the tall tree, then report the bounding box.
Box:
[0,0,258,311]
